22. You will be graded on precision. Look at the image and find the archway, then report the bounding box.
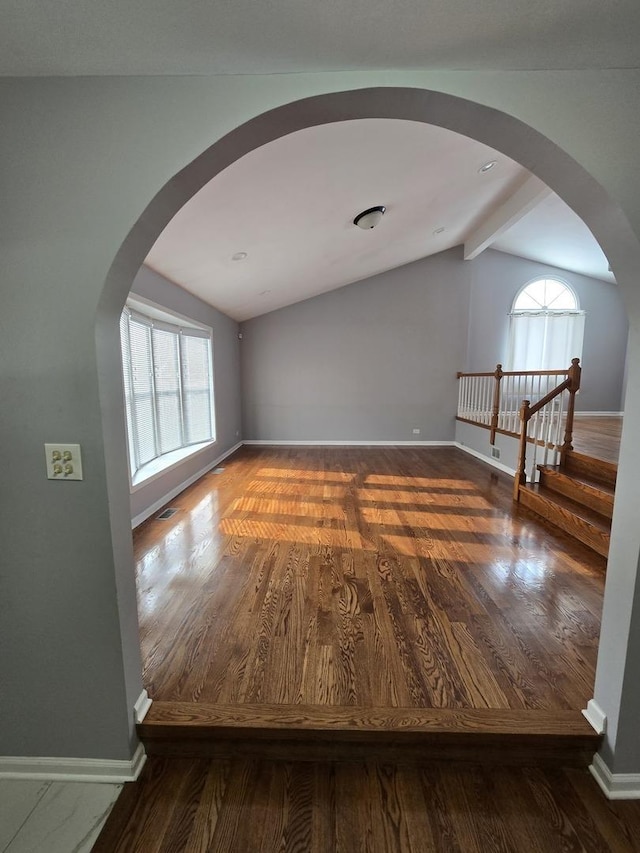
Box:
[96,87,640,781]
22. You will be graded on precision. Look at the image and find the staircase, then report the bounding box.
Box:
[518,450,616,558]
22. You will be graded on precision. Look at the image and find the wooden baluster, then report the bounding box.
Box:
[561,358,582,456]
[513,399,531,502]
[490,363,503,445]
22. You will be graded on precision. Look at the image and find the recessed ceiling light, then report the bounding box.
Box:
[433,226,446,235]
[478,160,497,173]
[232,251,248,261]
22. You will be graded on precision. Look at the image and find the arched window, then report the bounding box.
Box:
[507,278,584,371]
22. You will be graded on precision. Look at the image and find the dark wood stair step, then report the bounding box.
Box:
[537,465,614,519]
[562,450,617,489]
[519,483,610,557]
[138,702,600,767]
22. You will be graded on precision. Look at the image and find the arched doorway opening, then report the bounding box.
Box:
[96,87,640,778]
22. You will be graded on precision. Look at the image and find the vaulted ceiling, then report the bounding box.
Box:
[145,119,613,321]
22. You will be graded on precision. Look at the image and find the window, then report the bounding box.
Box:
[506,278,584,371]
[120,303,216,480]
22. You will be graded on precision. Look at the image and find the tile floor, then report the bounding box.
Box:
[0,779,121,853]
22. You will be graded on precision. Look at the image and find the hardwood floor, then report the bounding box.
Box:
[134,447,605,712]
[572,416,622,463]
[94,757,640,852]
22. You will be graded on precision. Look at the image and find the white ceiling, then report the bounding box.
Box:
[493,194,613,283]
[2,0,640,75]
[145,119,613,322]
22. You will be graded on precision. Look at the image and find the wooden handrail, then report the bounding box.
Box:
[526,377,571,418]
[513,358,581,502]
[458,368,569,379]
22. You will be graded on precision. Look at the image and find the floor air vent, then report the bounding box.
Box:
[157,508,178,520]
[213,467,225,474]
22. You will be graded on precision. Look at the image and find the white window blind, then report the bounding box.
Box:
[180,334,214,444]
[120,307,215,477]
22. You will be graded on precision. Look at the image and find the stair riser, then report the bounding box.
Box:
[539,470,613,519]
[141,735,598,767]
[562,452,617,489]
[519,489,610,557]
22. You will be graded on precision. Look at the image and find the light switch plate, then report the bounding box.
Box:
[45,443,83,480]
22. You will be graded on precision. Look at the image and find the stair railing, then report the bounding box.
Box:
[457,363,573,443]
[513,358,581,500]
[456,358,582,500]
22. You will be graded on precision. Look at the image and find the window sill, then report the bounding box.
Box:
[130,440,216,492]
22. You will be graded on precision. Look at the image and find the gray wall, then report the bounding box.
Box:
[241,249,470,441]
[466,250,628,412]
[241,247,628,443]
[455,419,520,475]
[128,266,241,523]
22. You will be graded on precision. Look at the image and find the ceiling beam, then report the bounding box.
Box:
[463,175,553,261]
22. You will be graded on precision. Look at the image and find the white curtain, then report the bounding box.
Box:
[506,311,585,371]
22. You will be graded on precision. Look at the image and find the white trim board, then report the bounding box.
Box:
[574,411,623,418]
[242,440,456,447]
[134,689,152,724]
[582,699,607,735]
[0,743,146,783]
[454,442,517,477]
[590,753,640,800]
[131,441,242,528]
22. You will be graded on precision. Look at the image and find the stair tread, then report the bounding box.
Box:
[520,483,611,531]
[537,464,615,497]
[140,701,597,739]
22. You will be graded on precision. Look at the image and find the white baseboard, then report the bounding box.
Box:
[0,743,147,783]
[574,411,623,418]
[242,440,456,447]
[131,441,242,528]
[590,753,640,800]
[582,699,607,734]
[454,442,517,477]
[133,689,152,724]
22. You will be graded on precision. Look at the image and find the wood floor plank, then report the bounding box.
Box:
[206,760,260,851]
[183,760,231,853]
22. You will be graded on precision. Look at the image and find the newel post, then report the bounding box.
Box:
[561,358,582,455]
[513,399,531,502]
[490,363,503,445]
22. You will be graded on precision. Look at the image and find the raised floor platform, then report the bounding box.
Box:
[139,702,601,766]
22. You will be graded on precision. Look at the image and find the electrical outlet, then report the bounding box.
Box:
[412,428,421,435]
[45,443,83,480]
